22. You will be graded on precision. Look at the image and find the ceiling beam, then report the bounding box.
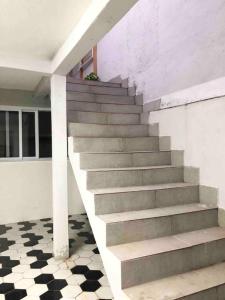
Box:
[51,0,138,75]
[0,55,51,75]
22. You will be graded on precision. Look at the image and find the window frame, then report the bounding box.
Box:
[0,106,51,161]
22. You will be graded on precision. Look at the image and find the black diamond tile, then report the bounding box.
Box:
[0,256,10,263]
[80,280,101,292]
[0,238,10,252]
[0,225,12,236]
[2,259,20,268]
[27,250,43,257]
[24,240,38,246]
[37,253,52,260]
[40,290,62,300]
[40,218,51,222]
[71,265,89,275]
[0,283,14,294]
[5,289,27,300]
[47,279,67,290]
[34,273,54,284]
[69,220,85,229]
[31,260,47,269]
[85,270,103,280]
[0,268,12,277]
[43,223,53,228]
[93,247,100,254]
[18,221,36,231]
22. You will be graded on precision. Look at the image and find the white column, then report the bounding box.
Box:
[51,74,69,259]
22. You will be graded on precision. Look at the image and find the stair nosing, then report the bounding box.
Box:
[66,99,141,107]
[67,110,140,116]
[89,182,198,195]
[85,165,180,172]
[79,150,170,155]
[67,109,141,115]
[66,79,122,88]
[123,262,225,299]
[109,226,225,262]
[98,204,217,224]
[69,122,147,127]
[67,90,129,96]
[72,136,158,140]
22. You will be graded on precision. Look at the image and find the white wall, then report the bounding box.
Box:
[97,0,225,103]
[150,96,225,212]
[0,88,50,107]
[0,88,85,225]
[0,160,84,225]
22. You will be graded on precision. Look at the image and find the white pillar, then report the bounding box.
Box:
[51,74,69,259]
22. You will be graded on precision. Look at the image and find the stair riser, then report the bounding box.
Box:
[67,92,133,105]
[179,287,223,300]
[106,209,218,245]
[67,84,128,96]
[67,77,121,88]
[94,186,199,214]
[73,137,159,152]
[80,152,171,169]
[69,123,149,138]
[67,111,140,125]
[121,238,225,288]
[67,101,142,113]
[87,167,184,189]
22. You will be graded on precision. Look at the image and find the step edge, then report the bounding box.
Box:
[98,204,218,224]
[123,262,225,300]
[89,183,198,195]
[109,226,225,262]
[67,100,141,107]
[85,165,181,172]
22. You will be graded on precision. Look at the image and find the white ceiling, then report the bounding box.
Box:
[0,0,92,61]
[0,68,45,91]
[0,0,138,92]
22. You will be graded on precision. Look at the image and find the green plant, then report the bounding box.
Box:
[85,72,99,81]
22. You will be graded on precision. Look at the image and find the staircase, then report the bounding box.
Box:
[67,77,225,300]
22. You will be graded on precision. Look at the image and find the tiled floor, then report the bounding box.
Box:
[0,214,113,300]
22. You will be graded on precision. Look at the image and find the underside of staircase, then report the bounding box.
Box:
[67,77,225,300]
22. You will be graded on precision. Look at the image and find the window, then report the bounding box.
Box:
[0,108,51,160]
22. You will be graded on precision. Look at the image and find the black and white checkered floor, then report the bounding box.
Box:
[0,214,113,300]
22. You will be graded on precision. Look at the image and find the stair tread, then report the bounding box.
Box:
[109,226,225,261]
[67,77,121,87]
[68,109,140,115]
[80,150,170,154]
[86,165,178,172]
[69,122,146,126]
[124,262,225,300]
[98,203,217,224]
[67,99,141,107]
[90,182,197,195]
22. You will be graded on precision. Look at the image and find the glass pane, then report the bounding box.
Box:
[22,112,35,157]
[39,111,52,158]
[9,112,19,157]
[0,111,6,157]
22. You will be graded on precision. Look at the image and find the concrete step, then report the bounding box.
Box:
[72,137,159,152]
[79,151,171,169]
[69,123,149,138]
[86,166,184,189]
[124,261,225,299]
[110,227,225,288]
[67,77,121,88]
[67,83,128,96]
[67,111,140,124]
[67,92,133,104]
[90,183,199,214]
[67,101,142,113]
[98,204,218,245]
